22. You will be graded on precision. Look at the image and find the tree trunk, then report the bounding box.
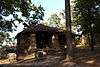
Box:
[89,24,95,51]
[65,0,73,60]
[88,8,95,51]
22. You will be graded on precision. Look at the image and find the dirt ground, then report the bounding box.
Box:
[0,47,100,67]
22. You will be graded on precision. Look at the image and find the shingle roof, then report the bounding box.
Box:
[15,24,60,38]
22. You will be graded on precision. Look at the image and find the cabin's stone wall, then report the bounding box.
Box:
[16,33,62,60]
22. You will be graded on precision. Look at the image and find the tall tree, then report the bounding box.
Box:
[65,0,73,59]
[74,0,100,51]
[48,14,61,27]
[47,13,66,30]
[0,0,44,32]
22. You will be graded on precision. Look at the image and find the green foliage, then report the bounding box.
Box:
[74,0,100,34]
[0,32,10,45]
[47,13,66,31]
[0,45,10,59]
[48,14,61,27]
[74,0,100,50]
[26,5,44,26]
[0,0,44,31]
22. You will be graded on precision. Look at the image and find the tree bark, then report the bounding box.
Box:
[89,24,95,51]
[65,0,73,59]
[88,8,95,51]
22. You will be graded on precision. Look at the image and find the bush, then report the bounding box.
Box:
[0,48,8,59]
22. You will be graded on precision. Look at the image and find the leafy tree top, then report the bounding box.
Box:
[0,0,45,32]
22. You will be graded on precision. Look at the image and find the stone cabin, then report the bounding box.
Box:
[15,24,66,57]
